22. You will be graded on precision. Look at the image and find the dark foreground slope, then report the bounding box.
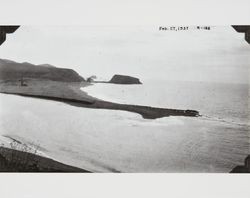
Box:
[0,147,90,172]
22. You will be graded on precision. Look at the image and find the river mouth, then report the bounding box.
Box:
[0,79,200,120]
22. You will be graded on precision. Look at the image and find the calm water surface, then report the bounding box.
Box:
[0,80,249,172]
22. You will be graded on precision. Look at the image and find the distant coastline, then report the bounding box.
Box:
[0,59,200,119]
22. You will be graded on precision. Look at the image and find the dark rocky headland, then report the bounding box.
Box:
[92,74,142,85]
[109,74,142,84]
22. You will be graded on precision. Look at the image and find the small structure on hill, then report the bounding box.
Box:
[19,77,27,86]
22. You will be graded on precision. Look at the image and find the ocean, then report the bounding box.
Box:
[0,80,249,172]
[83,80,250,125]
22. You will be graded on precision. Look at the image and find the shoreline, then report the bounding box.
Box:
[0,91,200,119]
[0,79,200,119]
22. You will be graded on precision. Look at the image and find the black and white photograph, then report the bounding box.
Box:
[0,1,250,197]
[0,25,249,173]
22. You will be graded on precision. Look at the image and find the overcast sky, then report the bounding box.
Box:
[0,26,249,84]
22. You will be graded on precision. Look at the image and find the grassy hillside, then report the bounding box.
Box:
[0,59,85,82]
[0,147,90,172]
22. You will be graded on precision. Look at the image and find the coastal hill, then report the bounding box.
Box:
[0,59,85,82]
[0,58,95,104]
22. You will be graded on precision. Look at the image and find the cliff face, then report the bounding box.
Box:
[0,59,85,82]
[109,74,142,84]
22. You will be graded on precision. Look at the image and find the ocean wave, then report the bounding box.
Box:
[199,115,250,127]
